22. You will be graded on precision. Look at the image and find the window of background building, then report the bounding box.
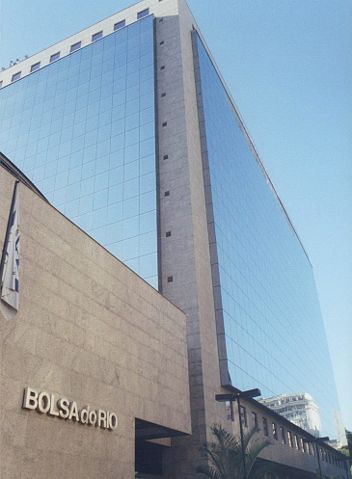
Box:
[50,52,60,62]
[30,62,41,72]
[272,422,278,440]
[262,417,269,436]
[11,72,21,82]
[251,411,258,429]
[114,19,126,30]
[70,41,81,53]
[137,8,149,19]
[288,431,293,448]
[280,426,286,444]
[239,406,247,427]
[92,31,103,42]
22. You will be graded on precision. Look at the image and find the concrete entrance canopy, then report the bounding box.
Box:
[0,161,191,478]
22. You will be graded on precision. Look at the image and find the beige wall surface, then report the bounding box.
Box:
[0,166,191,479]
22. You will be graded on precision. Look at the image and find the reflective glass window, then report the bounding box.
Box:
[92,31,103,42]
[280,426,286,444]
[194,31,341,439]
[50,52,60,62]
[70,41,81,52]
[263,417,269,436]
[0,16,158,289]
[295,435,300,450]
[30,62,41,72]
[11,72,21,82]
[137,8,149,19]
[239,406,247,427]
[251,411,258,429]
[114,20,126,30]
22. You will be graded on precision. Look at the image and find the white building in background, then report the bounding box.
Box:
[334,410,348,447]
[261,393,321,437]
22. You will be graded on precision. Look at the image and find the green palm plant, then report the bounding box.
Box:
[196,424,276,479]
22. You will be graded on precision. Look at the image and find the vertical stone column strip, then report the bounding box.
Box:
[156,0,227,476]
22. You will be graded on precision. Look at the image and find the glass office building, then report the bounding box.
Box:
[0,0,342,447]
[0,15,158,288]
[193,32,340,437]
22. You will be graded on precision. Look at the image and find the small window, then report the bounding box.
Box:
[167,275,173,283]
[163,154,168,160]
[114,20,126,31]
[272,422,278,440]
[294,435,300,450]
[239,406,247,427]
[280,426,286,444]
[262,417,269,436]
[251,412,258,429]
[287,431,293,448]
[70,41,81,53]
[166,231,171,237]
[11,72,21,82]
[225,401,234,421]
[30,62,41,72]
[92,31,103,42]
[50,52,60,63]
[137,8,149,19]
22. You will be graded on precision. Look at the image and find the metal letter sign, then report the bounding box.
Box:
[22,387,118,430]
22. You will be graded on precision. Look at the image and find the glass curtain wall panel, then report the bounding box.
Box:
[193,31,340,438]
[0,16,158,288]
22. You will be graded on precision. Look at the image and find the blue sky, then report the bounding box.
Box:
[0,0,351,431]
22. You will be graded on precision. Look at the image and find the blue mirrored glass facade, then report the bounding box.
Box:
[194,33,339,437]
[0,16,158,288]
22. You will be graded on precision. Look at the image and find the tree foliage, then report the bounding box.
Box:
[196,424,277,479]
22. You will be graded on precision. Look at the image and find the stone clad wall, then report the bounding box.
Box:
[0,166,191,479]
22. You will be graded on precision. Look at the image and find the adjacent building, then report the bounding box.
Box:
[0,153,191,478]
[260,393,321,437]
[0,0,347,477]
